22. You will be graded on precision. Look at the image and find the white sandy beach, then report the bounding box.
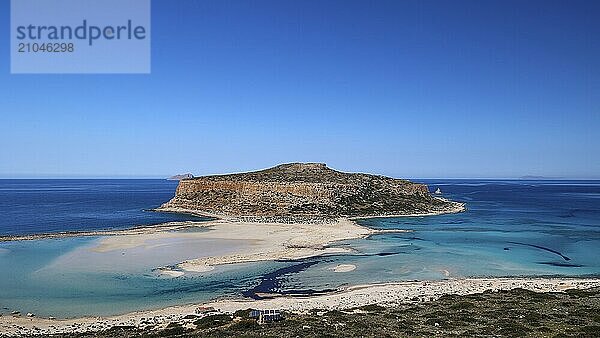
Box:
[2,277,599,336]
[88,218,377,275]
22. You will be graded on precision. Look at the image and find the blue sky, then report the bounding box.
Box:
[1,0,599,178]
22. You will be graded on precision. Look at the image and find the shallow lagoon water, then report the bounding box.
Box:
[0,236,282,317]
[1,179,599,317]
[279,180,600,290]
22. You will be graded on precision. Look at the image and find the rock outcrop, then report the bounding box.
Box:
[159,163,464,221]
[167,173,194,181]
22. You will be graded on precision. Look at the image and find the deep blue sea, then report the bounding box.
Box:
[0,179,599,317]
[0,179,205,235]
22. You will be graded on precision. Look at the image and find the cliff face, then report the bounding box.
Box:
[160,163,463,220]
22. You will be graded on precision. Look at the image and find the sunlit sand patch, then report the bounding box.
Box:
[41,231,251,275]
[158,269,185,278]
[330,264,356,272]
[180,263,215,273]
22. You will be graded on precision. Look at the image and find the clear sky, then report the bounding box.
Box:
[1,0,598,179]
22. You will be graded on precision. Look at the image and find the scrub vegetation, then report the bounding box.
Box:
[49,287,600,338]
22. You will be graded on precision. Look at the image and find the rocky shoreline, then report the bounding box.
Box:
[156,196,466,224]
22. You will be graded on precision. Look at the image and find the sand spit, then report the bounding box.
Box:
[175,219,374,271]
[85,218,378,272]
[0,221,204,242]
[1,217,410,277]
[29,218,403,273]
[2,277,599,336]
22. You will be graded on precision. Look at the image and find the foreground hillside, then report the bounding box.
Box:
[48,287,600,338]
[159,163,464,220]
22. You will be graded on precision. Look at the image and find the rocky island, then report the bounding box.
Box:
[158,163,464,221]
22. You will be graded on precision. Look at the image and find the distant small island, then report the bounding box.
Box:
[159,163,465,221]
[167,173,194,181]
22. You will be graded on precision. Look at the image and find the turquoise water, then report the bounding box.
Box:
[0,236,284,317]
[0,180,599,318]
[280,180,600,290]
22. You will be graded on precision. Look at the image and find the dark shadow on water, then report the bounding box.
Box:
[242,261,336,300]
[537,262,584,267]
[243,246,418,300]
[507,241,571,261]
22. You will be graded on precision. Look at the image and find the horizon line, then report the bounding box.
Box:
[1,176,599,181]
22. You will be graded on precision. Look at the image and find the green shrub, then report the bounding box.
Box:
[159,322,187,336]
[360,304,385,312]
[229,319,260,331]
[194,314,233,329]
[450,301,475,310]
[233,308,253,318]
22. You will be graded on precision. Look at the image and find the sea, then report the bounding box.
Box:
[0,179,205,235]
[0,179,599,318]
